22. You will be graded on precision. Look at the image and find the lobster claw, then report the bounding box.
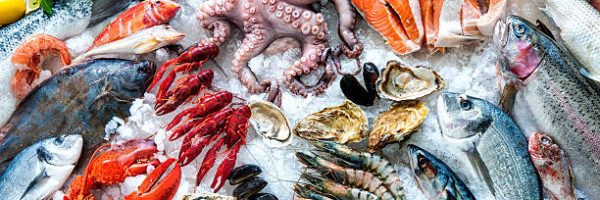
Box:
[124,158,181,200]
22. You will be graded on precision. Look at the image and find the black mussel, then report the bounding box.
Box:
[249,193,278,200]
[340,74,374,106]
[363,62,380,98]
[233,177,268,199]
[228,164,262,185]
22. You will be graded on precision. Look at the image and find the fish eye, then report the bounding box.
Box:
[460,98,472,110]
[54,137,63,145]
[156,0,162,5]
[514,24,525,35]
[533,43,541,51]
[541,136,552,145]
[417,154,429,169]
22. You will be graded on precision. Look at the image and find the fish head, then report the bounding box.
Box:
[528,132,562,163]
[407,144,446,198]
[107,60,155,100]
[437,92,492,139]
[150,0,181,22]
[154,25,185,46]
[39,134,83,166]
[494,15,546,80]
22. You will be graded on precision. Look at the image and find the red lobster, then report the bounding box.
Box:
[148,42,219,115]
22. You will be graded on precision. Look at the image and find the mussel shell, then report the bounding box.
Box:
[249,100,293,147]
[228,164,263,185]
[363,62,379,97]
[368,100,429,152]
[182,193,236,200]
[248,193,278,200]
[233,177,268,199]
[293,100,368,144]
[340,75,374,106]
[376,60,445,101]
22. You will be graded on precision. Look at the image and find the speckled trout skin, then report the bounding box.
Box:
[494,15,600,199]
[0,59,154,171]
[437,92,542,200]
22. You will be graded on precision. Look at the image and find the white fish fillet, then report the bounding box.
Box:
[435,0,481,47]
[544,0,600,81]
[73,25,185,64]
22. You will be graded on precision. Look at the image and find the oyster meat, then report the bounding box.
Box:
[249,100,293,147]
[368,100,429,152]
[376,61,445,101]
[293,100,368,144]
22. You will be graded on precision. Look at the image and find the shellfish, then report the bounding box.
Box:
[340,74,374,106]
[368,100,429,152]
[248,100,293,147]
[293,101,368,144]
[376,61,445,101]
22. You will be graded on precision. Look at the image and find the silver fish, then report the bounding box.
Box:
[494,15,600,199]
[0,134,82,200]
[437,92,542,200]
[72,25,185,64]
[542,0,600,82]
[528,132,576,200]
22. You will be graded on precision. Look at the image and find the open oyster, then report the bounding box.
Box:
[249,100,293,147]
[368,100,429,152]
[376,61,445,101]
[293,100,368,144]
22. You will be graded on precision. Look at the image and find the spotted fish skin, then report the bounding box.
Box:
[0,59,154,171]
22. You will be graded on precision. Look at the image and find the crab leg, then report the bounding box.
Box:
[124,158,181,200]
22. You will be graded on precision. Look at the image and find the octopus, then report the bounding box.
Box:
[196,0,363,97]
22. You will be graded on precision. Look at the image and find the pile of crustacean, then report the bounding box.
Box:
[0,0,599,199]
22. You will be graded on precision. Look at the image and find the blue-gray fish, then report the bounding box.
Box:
[0,59,154,169]
[494,15,600,199]
[407,144,475,200]
[0,134,82,200]
[437,92,542,200]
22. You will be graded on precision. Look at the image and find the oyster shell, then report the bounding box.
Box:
[249,100,292,147]
[368,100,429,152]
[294,100,368,144]
[376,61,445,101]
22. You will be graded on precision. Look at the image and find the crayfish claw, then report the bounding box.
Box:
[124,158,181,200]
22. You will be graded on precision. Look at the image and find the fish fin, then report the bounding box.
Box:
[465,149,496,196]
[579,68,600,82]
[498,82,517,115]
[134,38,161,54]
[534,20,556,40]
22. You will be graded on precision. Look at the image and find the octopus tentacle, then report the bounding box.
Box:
[328,0,363,58]
[199,21,232,47]
[232,32,276,94]
[283,43,334,96]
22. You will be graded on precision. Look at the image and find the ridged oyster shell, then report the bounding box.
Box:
[376,61,445,101]
[249,100,292,147]
[293,100,368,144]
[368,100,429,152]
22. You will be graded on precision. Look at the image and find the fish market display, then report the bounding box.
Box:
[494,15,600,198]
[296,141,406,199]
[293,100,368,144]
[0,59,153,168]
[407,144,475,200]
[437,92,542,199]
[528,132,576,200]
[0,134,82,200]
[542,0,600,82]
[368,100,429,152]
[10,33,72,99]
[376,60,445,102]
[196,0,363,96]
[248,100,293,147]
[73,25,185,63]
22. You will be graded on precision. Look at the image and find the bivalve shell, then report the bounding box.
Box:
[249,100,293,147]
[368,100,429,152]
[376,61,445,101]
[293,100,368,144]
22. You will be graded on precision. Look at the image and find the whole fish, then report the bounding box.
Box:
[73,25,185,64]
[0,59,154,171]
[0,134,82,200]
[494,15,600,198]
[542,0,600,82]
[407,144,475,200]
[528,132,575,200]
[437,92,542,200]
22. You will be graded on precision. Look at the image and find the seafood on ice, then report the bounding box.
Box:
[376,60,445,102]
[293,100,368,144]
[248,100,293,147]
[368,100,429,152]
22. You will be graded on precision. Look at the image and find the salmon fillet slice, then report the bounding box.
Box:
[462,0,483,36]
[387,0,424,43]
[420,0,445,53]
[477,0,507,36]
[352,0,420,54]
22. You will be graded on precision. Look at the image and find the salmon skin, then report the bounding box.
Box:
[494,15,600,199]
[0,59,154,172]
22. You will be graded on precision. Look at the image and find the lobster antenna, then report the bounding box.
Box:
[210,59,228,78]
